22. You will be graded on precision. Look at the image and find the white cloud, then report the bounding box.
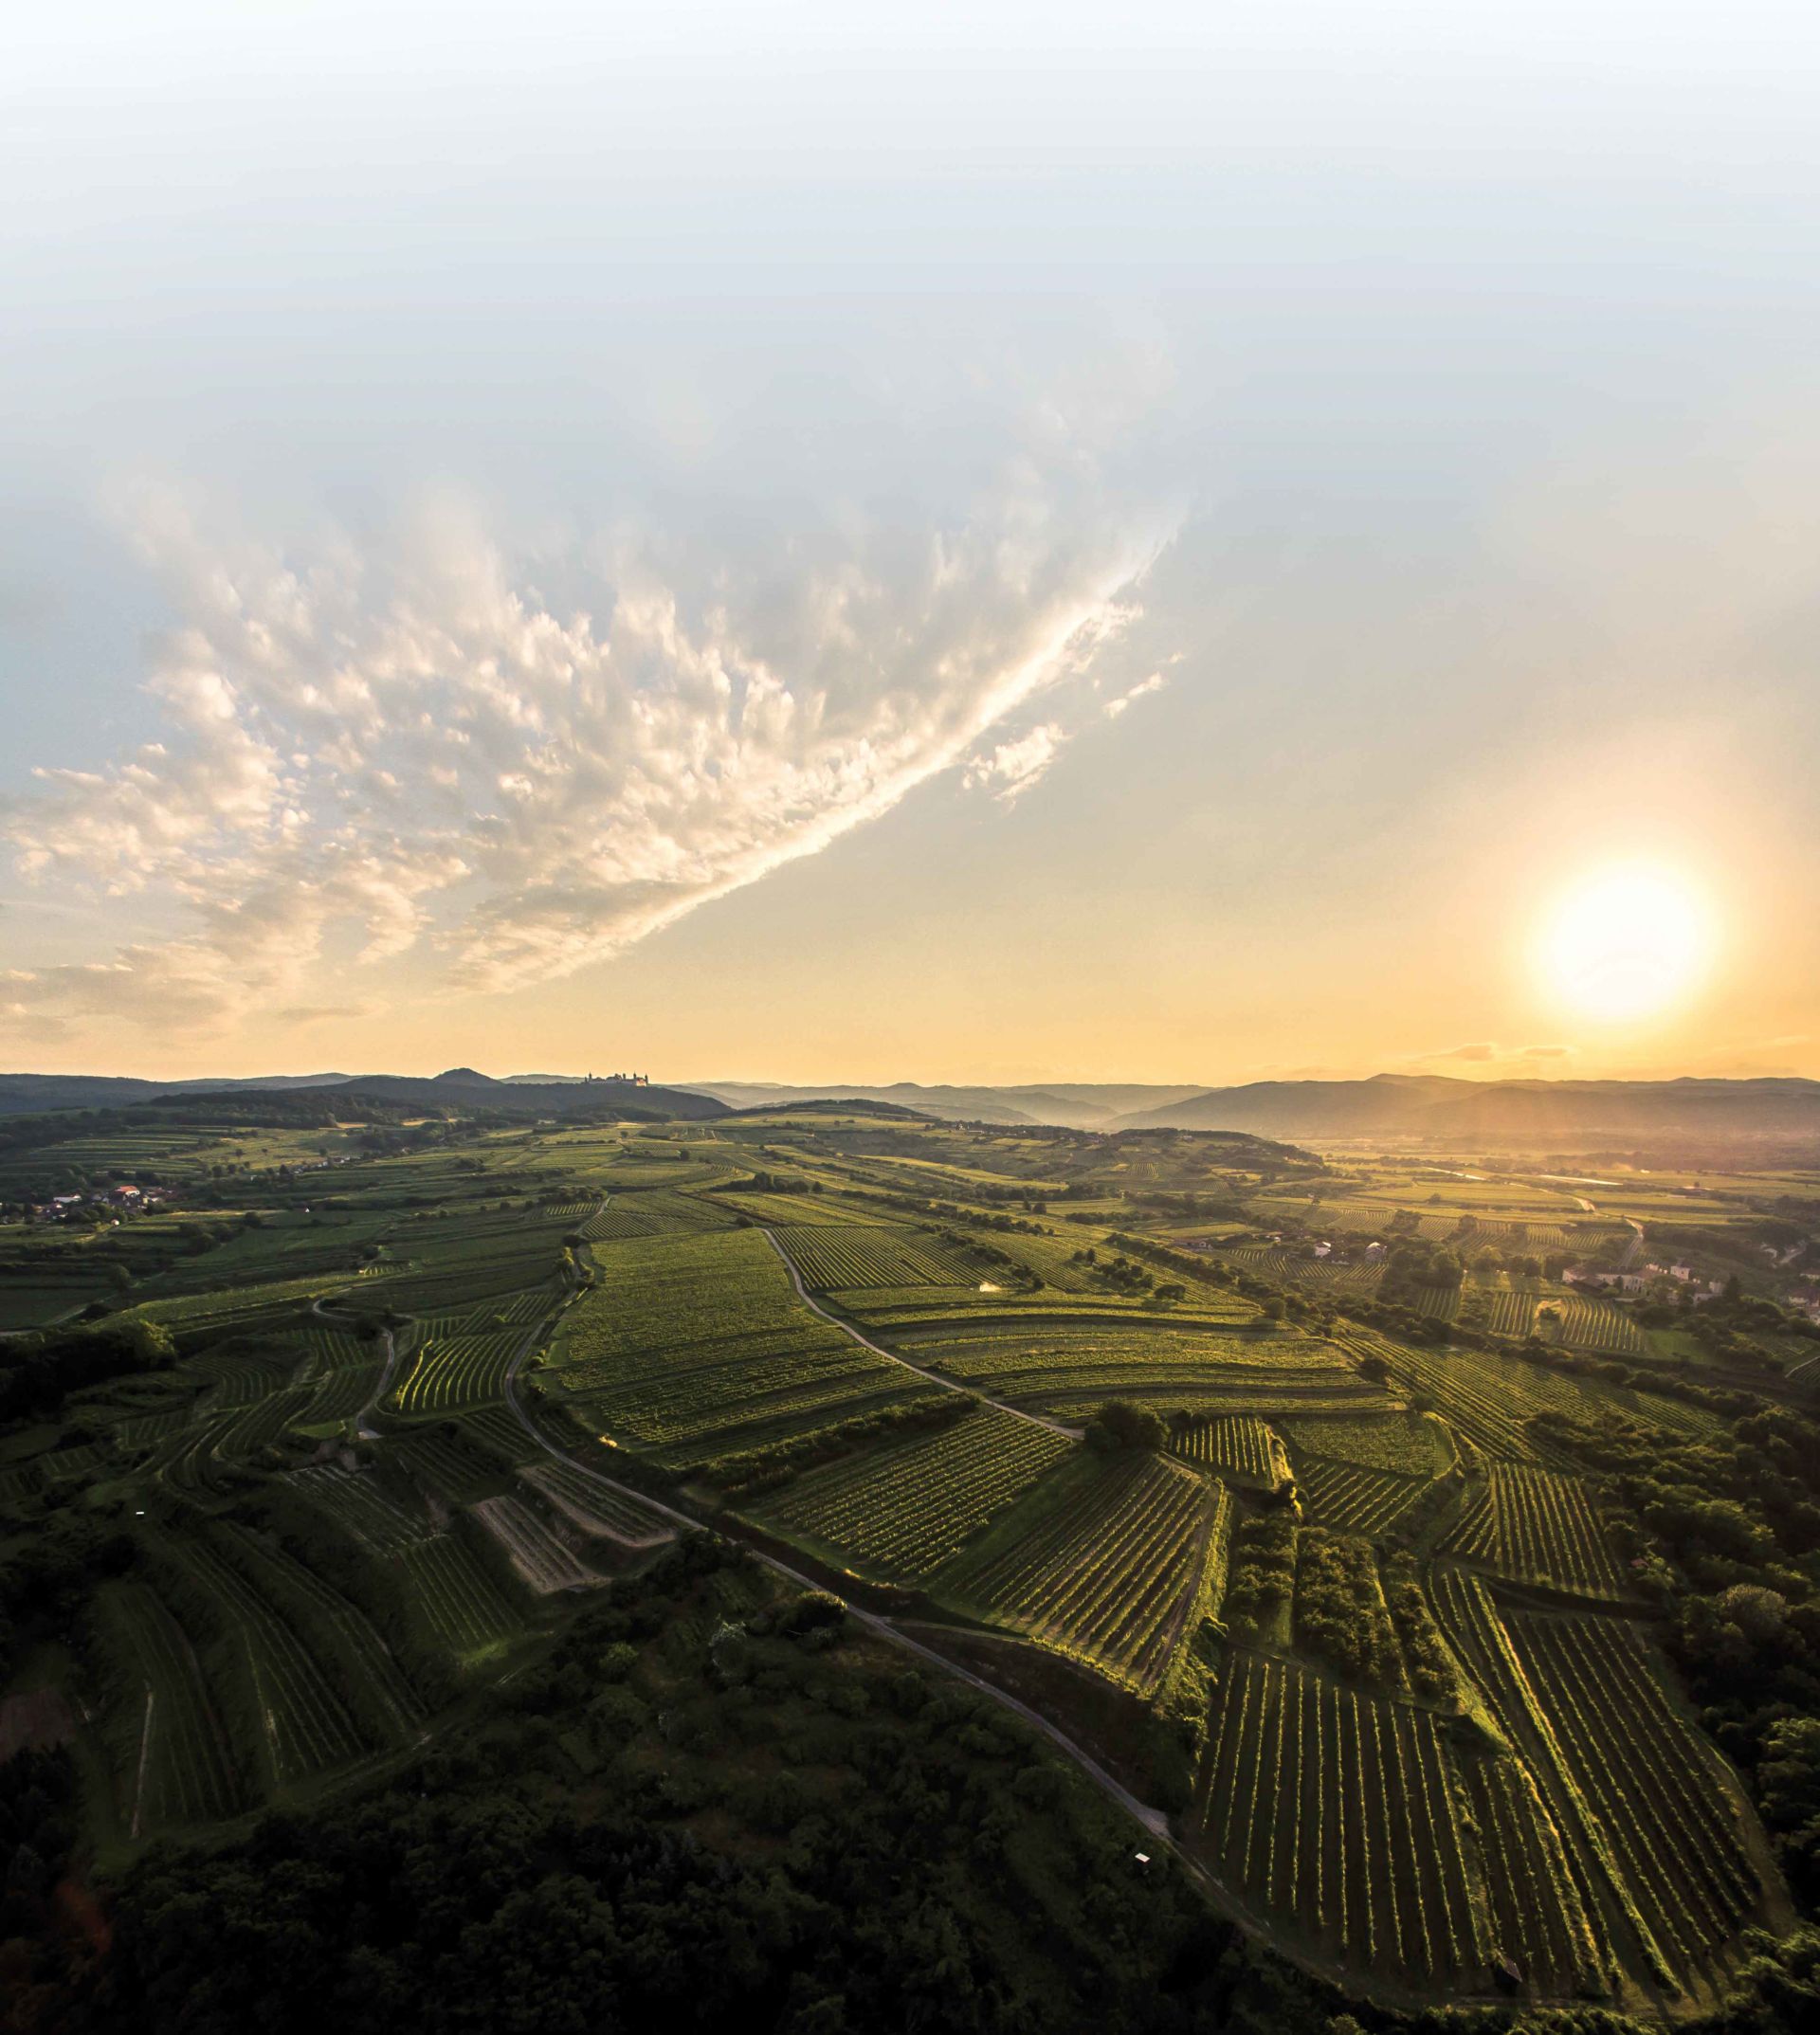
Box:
[1,469,1171,1036]
[1104,670,1167,718]
[963,723,1067,803]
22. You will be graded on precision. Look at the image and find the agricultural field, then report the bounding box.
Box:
[881,1321,1365,1414]
[543,1227,925,1463]
[940,1451,1225,1692]
[1279,1410,1453,1476]
[1535,1293,1648,1355]
[1505,1609,1774,1992]
[1172,1413,1288,1487]
[469,1494,603,1593]
[0,1097,1808,2021]
[1429,1569,1785,2000]
[758,1406,1071,1578]
[519,1460,675,1546]
[771,1222,980,1290]
[1295,1457,1429,1536]
[389,1317,527,1416]
[1193,1650,1486,1985]
[1345,1328,1720,1465]
[1440,1464,1629,1599]
[92,1582,246,1833]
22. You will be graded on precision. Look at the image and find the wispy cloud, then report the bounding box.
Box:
[963,723,1067,803]
[1103,670,1167,718]
[1396,1041,1578,1075]
[1,469,1171,1037]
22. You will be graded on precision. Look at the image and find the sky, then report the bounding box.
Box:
[2,1,1817,1086]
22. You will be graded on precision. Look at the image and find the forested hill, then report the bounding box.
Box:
[0,1069,727,1123]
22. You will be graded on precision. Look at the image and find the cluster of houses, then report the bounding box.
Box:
[27,1183,170,1223]
[1564,1261,1725,1299]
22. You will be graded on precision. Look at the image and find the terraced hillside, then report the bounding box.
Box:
[0,1102,1803,2024]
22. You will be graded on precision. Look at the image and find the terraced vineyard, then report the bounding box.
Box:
[762,1408,1071,1576]
[1347,1330,1719,1465]
[469,1494,602,1593]
[1537,1293,1647,1355]
[1477,1288,1539,1338]
[520,1459,675,1545]
[1172,1413,1287,1486]
[291,1462,437,1551]
[1296,1456,1427,1535]
[771,1223,978,1290]
[1441,1464,1629,1599]
[548,1227,923,1461]
[1,1099,1800,2021]
[95,1583,246,1832]
[1429,1568,1780,1998]
[940,1453,1222,1691]
[1193,1651,1484,1985]
[391,1320,525,1415]
[1459,1749,1605,1995]
[889,1322,1369,1413]
[399,1536,523,1656]
[173,1534,374,1787]
[1505,1610,1769,1991]
[1279,1411,1450,1476]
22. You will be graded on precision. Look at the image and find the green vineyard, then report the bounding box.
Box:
[1441,1464,1629,1599]
[941,1454,1223,1691]
[0,1099,1800,2022]
[1296,1456,1427,1535]
[762,1408,1071,1576]
[1172,1413,1287,1486]
[771,1222,979,1290]
[1504,1610,1764,1990]
[1194,1651,1484,1983]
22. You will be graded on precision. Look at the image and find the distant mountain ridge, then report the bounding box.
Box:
[1112,1073,1820,1139]
[692,1073,1820,1140]
[0,1067,724,1122]
[7,1067,1819,1141]
[686,1081,1209,1129]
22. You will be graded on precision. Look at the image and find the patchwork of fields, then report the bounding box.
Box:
[0,1104,1797,2020]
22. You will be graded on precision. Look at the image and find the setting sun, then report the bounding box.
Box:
[1538,864,1711,1023]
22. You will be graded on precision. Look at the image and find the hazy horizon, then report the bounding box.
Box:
[4,3,1817,1085]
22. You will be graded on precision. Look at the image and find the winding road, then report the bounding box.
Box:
[497,1277,1174,1849]
[311,1294,406,1440]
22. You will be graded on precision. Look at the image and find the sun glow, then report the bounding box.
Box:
[1538,865,1710,1023]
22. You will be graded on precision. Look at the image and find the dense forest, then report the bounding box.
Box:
[5,1536,1820,2032]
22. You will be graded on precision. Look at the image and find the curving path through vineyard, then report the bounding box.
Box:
[757,1226,1083,1439]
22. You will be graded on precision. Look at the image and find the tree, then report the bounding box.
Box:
[1084,1399,1166,1453]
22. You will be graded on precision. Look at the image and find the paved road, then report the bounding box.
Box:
[313,1234,1389,1995]
[499,1290,1173,1845]
[758,1227,1082,1440]
[312,1295,407,1440]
